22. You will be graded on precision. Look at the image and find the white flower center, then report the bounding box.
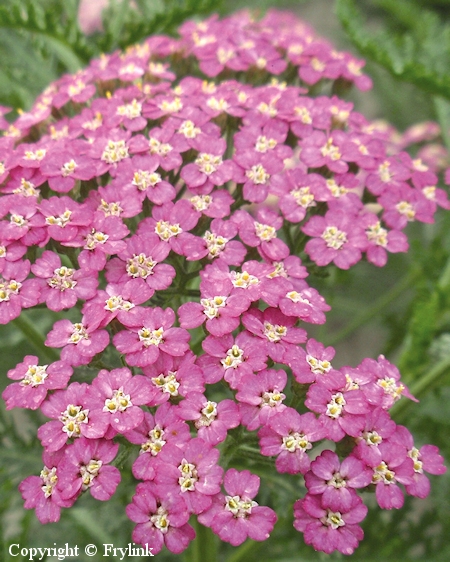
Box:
[126,253,156,278]
[201,296,227,319]
[231,270,259,289]
[101,139,129,164]
[59,404,89,437]
[221,345,244,369]
[45,210,72,228]
[155,220,182,241]
[132,170,162,191]
[372,461,396,485]
[138,326,164,347]
[80,459,103,490]
[263,321,287,342]
[366,221,388,247]
[195,153,222,175]
[140,425,167,456]
[321,226,347,250]
[246,164,270,185]
[178,120,201,138]
[84,229,109,250]
[225,495,258,518]
[255,221,276,242]
[282,432,312,453]
[48,266,77,291]
[291,186,316,208]
[151,371,179,396]
[0,279,22,302]
[117,99,142,119]
[40,466,58,498]
[103,387,133,413]
[178,459,198,492]
[20,364,49,387]
[306,355,332,374]
[191,194,212,212]
[326,392,346,419]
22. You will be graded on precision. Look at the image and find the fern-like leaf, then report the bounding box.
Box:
[336,0,450,100]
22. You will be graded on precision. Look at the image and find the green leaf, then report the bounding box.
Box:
[336,0,450,99]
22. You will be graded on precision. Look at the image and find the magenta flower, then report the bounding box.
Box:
[86,181,143,219]
[114,154,176,205]
[39,196,93,243]
[379,184,435,230]
[32,250,98,311]
[113,306,190,367]
[126,481,195,554]
[142,351,205,407]
[357,355,418,409]
[106,232,176,292]
[236,369,288,431]
[271,169,327,223]
[84,367,153,436]
[188,189,234,219]
[45,317,110,366]
[81,279,151,328]
[19,449,76,524]
[0,189,40,230]
[182,218,247,266]
[124,402,191,481]
[278,280,331,324]
[63,214,129,271]
[360,211,408,267]
[392,425,447,499]
[258,408,326,474]
[365,156,410,196]
[2,357,72,410]
[354,407,397,467]
[178,280,250,338]
[0,259,40,324]
[40,145,98,193]
[57,437,121,501]
[370,441,415,509]
[129,126,183,171]
[233,149,283,203]
[305,450,372,511]
[177,392,240,445]
[37,382,104,452]
[181,137,235,194]
[232,208,289,261]
[299,130,352,174]
[198,468,277,546]
[154,437,224,514]
[302,208,367,269]
[198,331,266,387]
[305,382,370,441]
[137,200,199,256]
[242,307,307,363]
[293,492,368,555]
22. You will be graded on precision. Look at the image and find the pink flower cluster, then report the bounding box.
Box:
[0,9,447,556]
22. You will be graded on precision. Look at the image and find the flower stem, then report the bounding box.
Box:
[12,313,59,362]
[227,539,259,562]
[326,267,420,346]
[184,518,218,562]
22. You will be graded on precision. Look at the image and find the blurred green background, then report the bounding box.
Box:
[1,1,450,561]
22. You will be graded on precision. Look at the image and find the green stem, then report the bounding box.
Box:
[326,267,421,346]
[184,518,218,562]
[12,314,59,362]
[434,97,450,153]
[227,539,259,562]
[389,354,450,420]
